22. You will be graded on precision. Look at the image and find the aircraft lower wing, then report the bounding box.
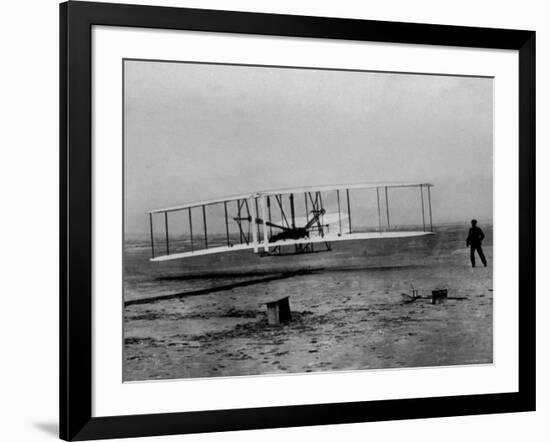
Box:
[150,231,433,262]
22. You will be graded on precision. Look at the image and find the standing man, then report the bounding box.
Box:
[466,219,487,267]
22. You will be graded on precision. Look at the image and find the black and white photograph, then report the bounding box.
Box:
[123,60,493,382]
[0,0,542,440]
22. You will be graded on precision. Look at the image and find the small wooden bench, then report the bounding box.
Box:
[262,296,291,325]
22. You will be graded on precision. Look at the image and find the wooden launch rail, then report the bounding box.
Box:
[124,271,311,307]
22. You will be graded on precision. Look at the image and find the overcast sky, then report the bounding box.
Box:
[124,60,493,236]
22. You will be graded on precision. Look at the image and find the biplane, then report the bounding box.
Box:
[147,182,434,262]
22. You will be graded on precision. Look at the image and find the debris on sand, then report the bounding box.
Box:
[401,293,421,304]
[400,291,468,305]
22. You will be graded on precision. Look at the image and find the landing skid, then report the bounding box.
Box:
[260,241,332,257]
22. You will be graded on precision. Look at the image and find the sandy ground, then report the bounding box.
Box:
[124,224,492,381]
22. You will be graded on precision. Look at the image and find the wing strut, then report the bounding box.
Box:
[346,189,352,234]
[428,185,433,231]
[259,196,269,252]
[234,199,251,245]
[289,193,296,229]
[376,187,382,233]
[254,198,261,241]
[188,208,194,252]
[224,201,230,247]
[267,196,273,236]
[251,197,258,252]
[420,184,426,231]
[304,193,309,224]
[164,212,170,255]
[385,186,390,230]
[202,205,208,249]
[274,195,289,228]
[149,213,155,258]
[336,189,342,236]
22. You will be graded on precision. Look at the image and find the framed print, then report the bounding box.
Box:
[60,1,535,440]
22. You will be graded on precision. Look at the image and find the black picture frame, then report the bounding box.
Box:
[60,1,536,440]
